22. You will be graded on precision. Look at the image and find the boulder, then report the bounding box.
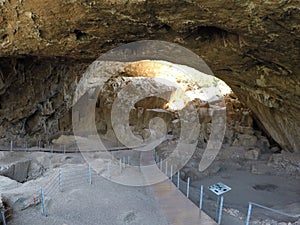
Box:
[270,152,300,165]
[0,176,20,192]
[52,135,76,145]
[244,148,261,160]
[3,191,41,211]
[256,136,270,152]
[293,219,300,225]
[232,134,257,147]
[251,164,272,175]
[27,161,45,180]
[235,126,255,135]
[224,129,235,145]
[270,146,281,153]
[0,160,31,183]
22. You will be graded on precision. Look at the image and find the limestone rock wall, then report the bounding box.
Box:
[0,57,88,145]
[0,0,299,151]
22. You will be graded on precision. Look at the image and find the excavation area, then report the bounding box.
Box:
[0,36,299,225]
[0,146,299,225]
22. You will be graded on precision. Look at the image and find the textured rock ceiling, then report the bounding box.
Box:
[0,0,299,152]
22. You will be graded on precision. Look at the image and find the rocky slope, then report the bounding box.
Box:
[0,0,299,151]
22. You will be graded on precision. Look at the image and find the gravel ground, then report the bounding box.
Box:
[2,150,299,225]
[186,168,300,225]
[10,166,170,225]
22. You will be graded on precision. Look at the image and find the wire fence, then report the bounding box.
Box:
[154,153,225,224]
[0,147,299,225]
[39,164,96,217]
[0,163,98,224]
[0,140,130,153]
[245,202,300,225]
[154,154,300,225]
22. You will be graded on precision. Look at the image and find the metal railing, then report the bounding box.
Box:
[156,155,224,224]
[0,208,12,225]
[39,164,96,217]
[0,140,130,153]
[156,152,300,225]
[245,202,300,225]
[2,145,299,225]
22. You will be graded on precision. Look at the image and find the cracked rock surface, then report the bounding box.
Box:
[0,0,299,152]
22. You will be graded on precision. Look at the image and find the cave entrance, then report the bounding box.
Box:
[87,59,235,152]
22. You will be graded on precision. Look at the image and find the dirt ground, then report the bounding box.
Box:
[0,146,299,225]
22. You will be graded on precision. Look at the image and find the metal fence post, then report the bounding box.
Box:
[199,185,203,209]
[59,169,62,192]
[165,161,168,176]
[1,211,7,225]
[88,164,92,185]
[107,161,110,177]
[187,177,190,198]
[123,156,126,168]
[170,165,173,180]
[218,196,224,224]
[177,171,180,188]
[216,196,220,221]
[41,188,46,216]
[10,140,13,152]
[245,203,252,225]
[160,159,162,171]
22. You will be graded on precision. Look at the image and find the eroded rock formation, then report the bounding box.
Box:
[0,0,299,151]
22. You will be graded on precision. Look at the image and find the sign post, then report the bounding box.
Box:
[209,182,232,224]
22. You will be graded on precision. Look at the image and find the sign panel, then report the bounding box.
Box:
[209,182,232,196]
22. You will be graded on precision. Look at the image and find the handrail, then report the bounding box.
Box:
[246,202,300,225]
[1,208,12,225]
[250,202,300,218]
[0,146,131,153]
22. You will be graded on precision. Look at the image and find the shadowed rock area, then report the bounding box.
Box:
[0,0,299,152]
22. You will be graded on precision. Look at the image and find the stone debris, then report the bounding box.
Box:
[244,148,261,160]
[223,208,244,220]
[232,134,258,147]
[0,160,31,183]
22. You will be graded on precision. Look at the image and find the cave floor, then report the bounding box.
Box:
[1,149,299,225]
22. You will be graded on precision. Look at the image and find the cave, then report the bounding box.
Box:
[0,1,299,225]
[0,0,299,152]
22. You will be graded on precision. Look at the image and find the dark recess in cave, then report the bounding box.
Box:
[74,29,89,41]
[252,114,280,150]
[185,25,229,41]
